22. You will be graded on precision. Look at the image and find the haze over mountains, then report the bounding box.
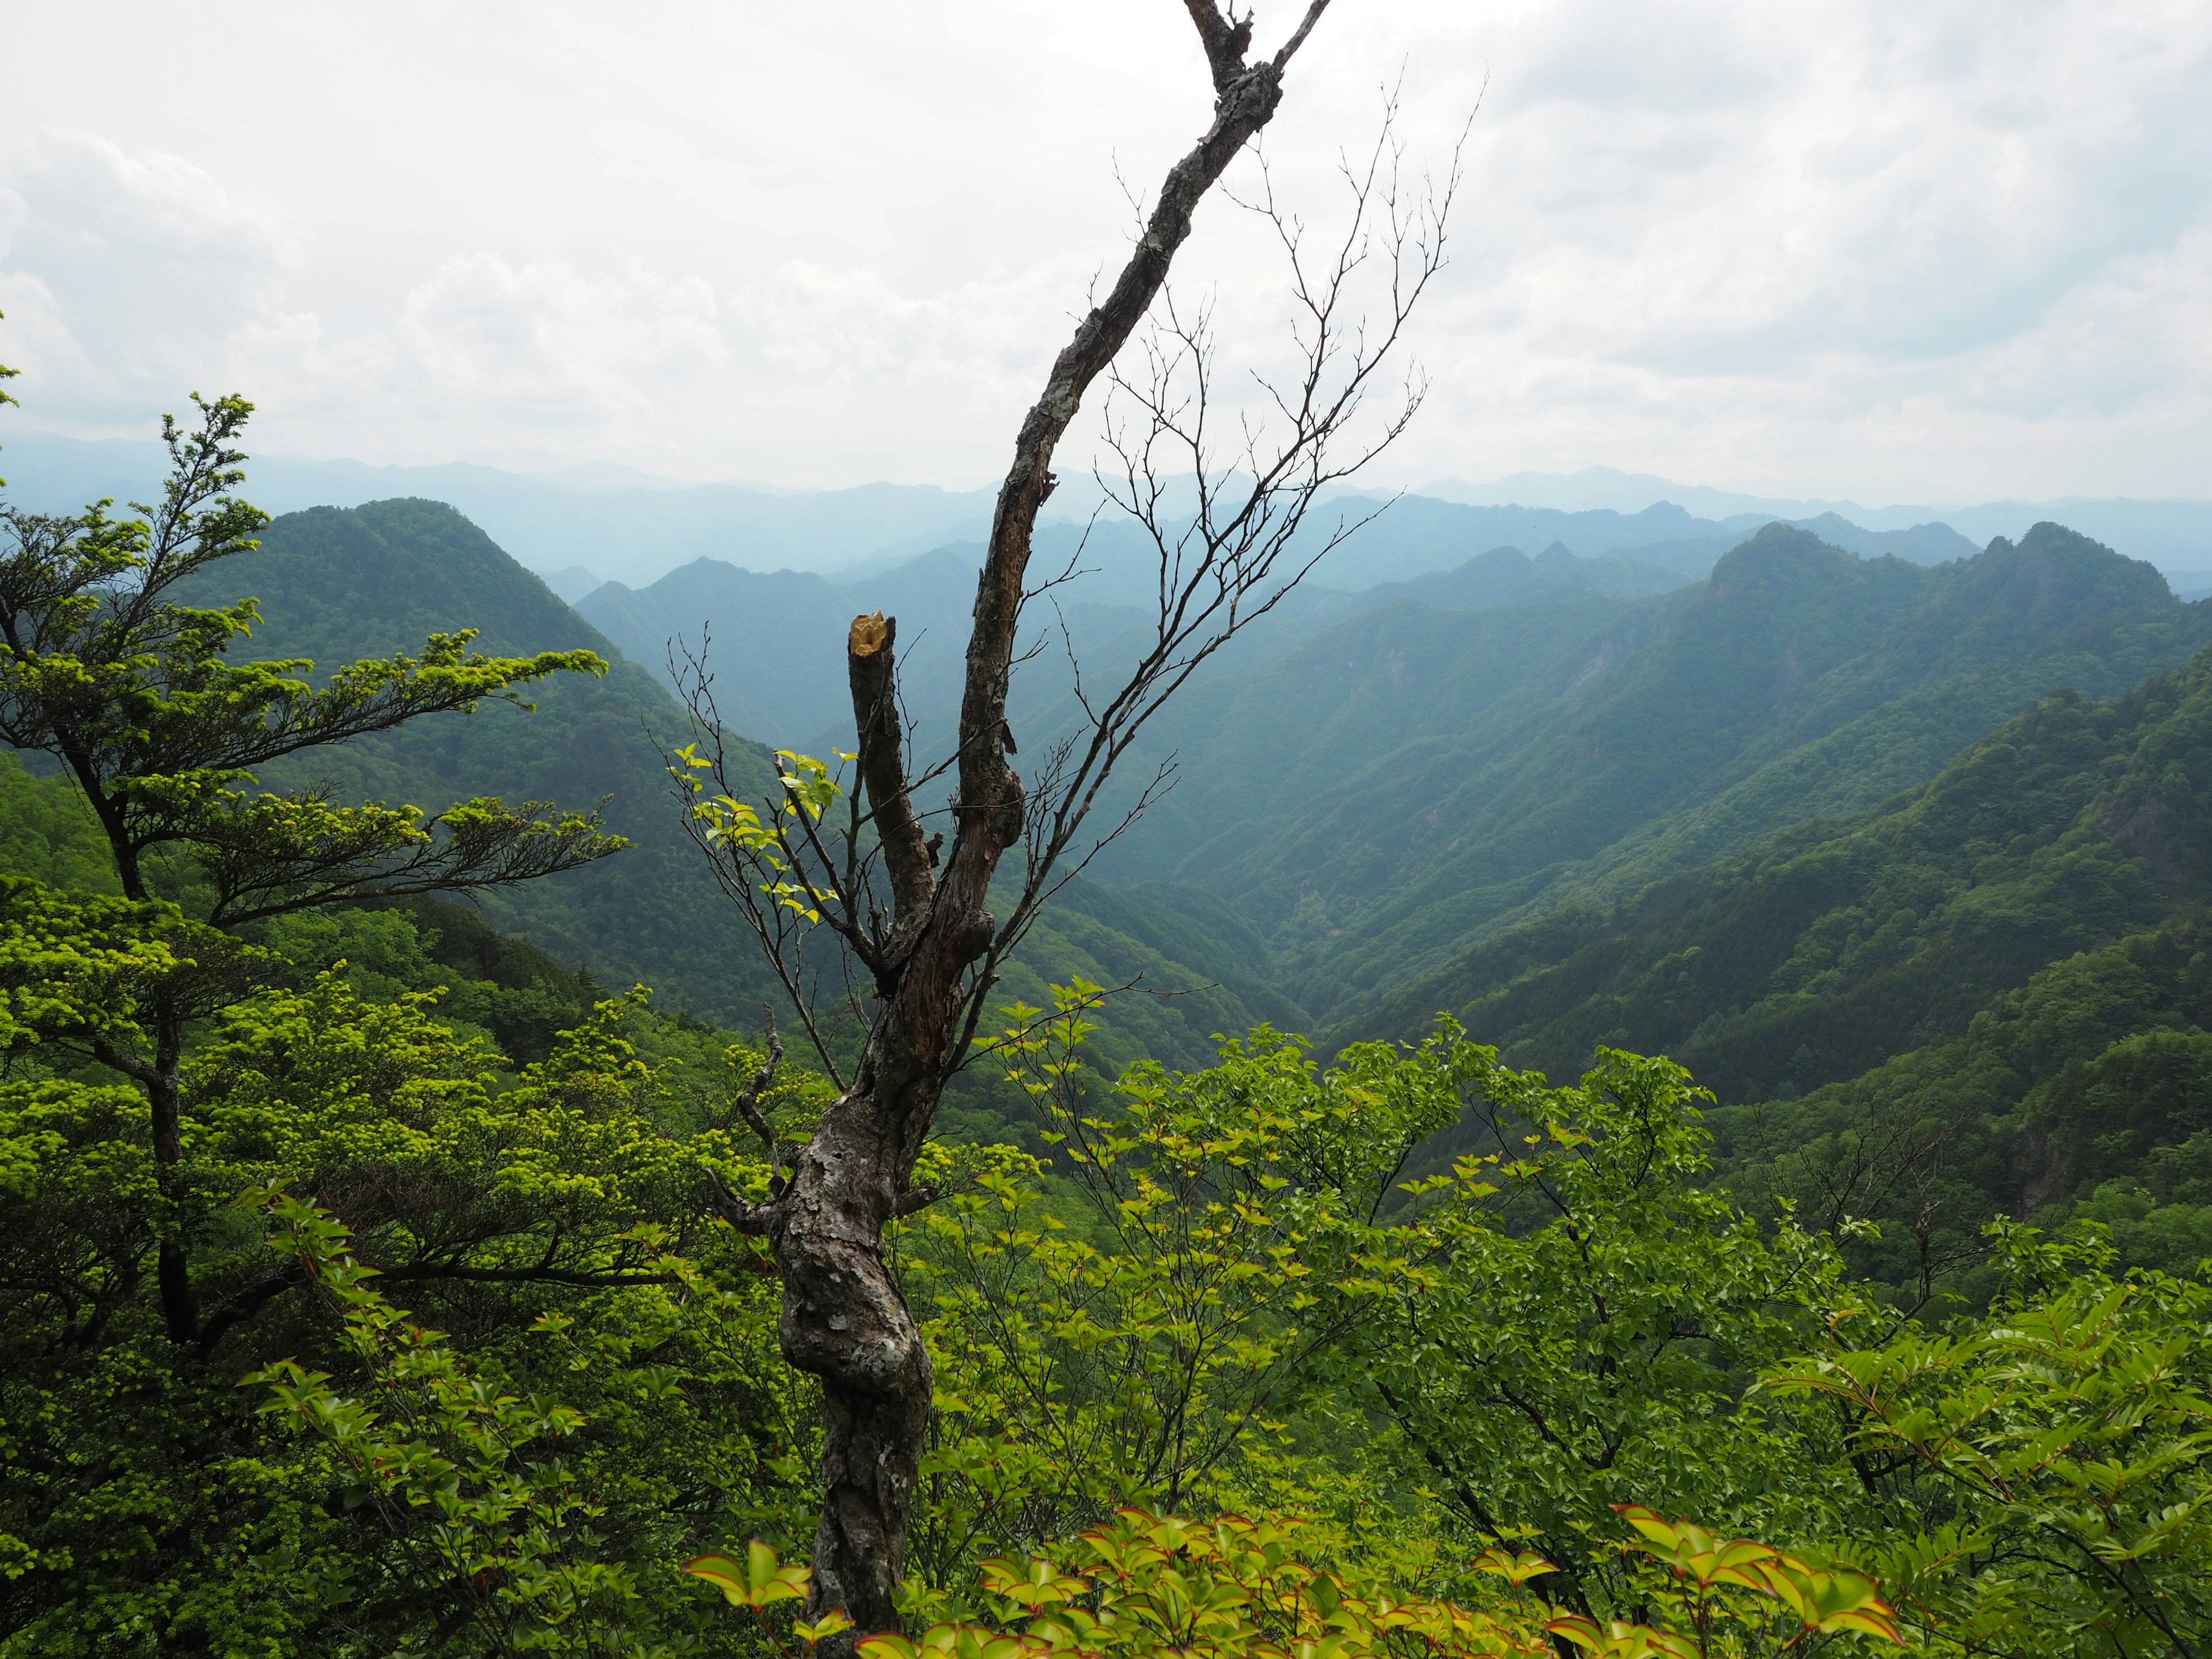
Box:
[9,428,2211,594]
[1420,466,2212,567]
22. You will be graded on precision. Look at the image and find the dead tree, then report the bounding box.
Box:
[672,2,1460,1639]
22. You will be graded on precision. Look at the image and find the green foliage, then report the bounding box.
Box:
[700,1506,1899,1659]
[1551,1506,1898,1657]
[240,1187,770,1655]
[168,495,791,1025]
[0,752,111,892]
[863,1508,1561,1659]
[12,357,2212,1657]
[0,374,836,1651]
[903,988,1461,1593]
[3,921,2202,1658]
[1346,668,2200,1102]
[250,896,605,1066]
[0,398,620,925]
[1346,1041,1865,1619]
[1768,1221,2212,1656]
[243,1191,639,1653]
[0,980,818,1654]
[0,876,192,1053]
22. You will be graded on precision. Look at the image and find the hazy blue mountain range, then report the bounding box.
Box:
[0,430,1789,592]
[574,498,2212,1059]
[1421,467,2212,567]
[16,406,2212,1173]
[12,426,2208,593]
[148,490,2212,1066]
[1598,513,1984,578]
[578,528,1697,752]
[1,429,1001,589]
[19,425,2212,1327]
[572,507,2048,759]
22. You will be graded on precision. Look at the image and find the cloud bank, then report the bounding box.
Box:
[1,0,2205,502]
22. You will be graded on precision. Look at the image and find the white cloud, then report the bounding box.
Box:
[0,0,2205,500]
[0,133,293,425]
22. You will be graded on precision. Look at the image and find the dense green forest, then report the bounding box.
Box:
[10,396,2212,1659]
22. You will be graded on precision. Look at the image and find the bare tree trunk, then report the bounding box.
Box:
[734,7,1336,1641]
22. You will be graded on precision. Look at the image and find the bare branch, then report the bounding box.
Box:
[730,1005,790,1191]
[658,628,851,1089]
[957,90,1466,1064]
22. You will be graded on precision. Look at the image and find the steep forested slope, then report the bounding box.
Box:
[173,498,789,1024]
[1339,637,2212,1279]
[1344,672,2192,1093]
[72,481,2209,1150]
[1309,628,2212,1291]
[1710,910,2212,1286]
[1105,523,2209,1024]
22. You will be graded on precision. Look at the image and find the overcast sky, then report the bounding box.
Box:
[2,1,2205,502]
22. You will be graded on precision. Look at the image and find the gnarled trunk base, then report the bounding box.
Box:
[768,1082,938,1647]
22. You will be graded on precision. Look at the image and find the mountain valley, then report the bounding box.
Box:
[10,450,2212,1193]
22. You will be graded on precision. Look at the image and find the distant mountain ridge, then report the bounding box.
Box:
[578,529,1704,751]
[14,442,2209,1254]
[2,429,1001,590]
[13,426,2207,589]
[570,507,2047,757]
[1421,467,2212,567]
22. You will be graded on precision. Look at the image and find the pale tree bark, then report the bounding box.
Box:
[676,2,1468,1642]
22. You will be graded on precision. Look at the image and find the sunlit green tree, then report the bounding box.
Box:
[0,388,621,1343]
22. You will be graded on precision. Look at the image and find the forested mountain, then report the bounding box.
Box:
[1346,657,2203,1088]
[572,510,2197,1047]
[1094,522,2211,1024]
[579,526,1695,749]
[571,505,1986,744]
[152,498,1286,1079]
[169,497,790,1026]
[168,500,2212,1088]
[16,459,2212,1656]
[1597,510,1983,577]
[1335,634,2212,1287]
